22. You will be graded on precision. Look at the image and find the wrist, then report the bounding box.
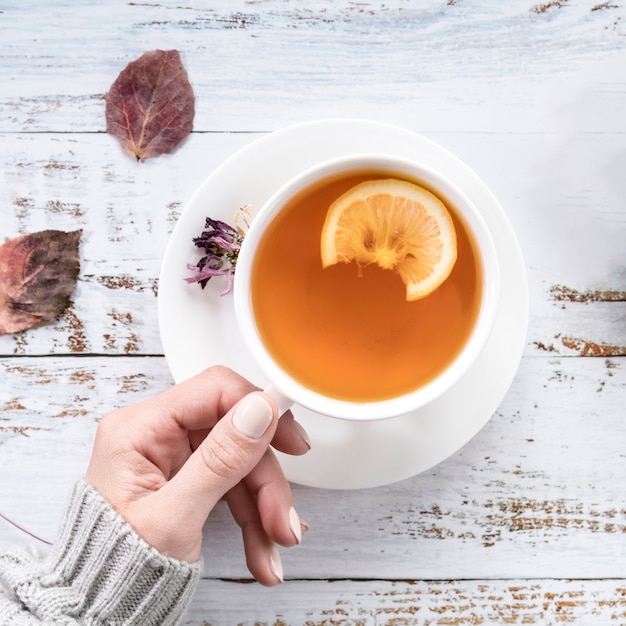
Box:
[50,480,202,624]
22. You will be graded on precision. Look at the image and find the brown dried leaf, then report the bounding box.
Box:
[105,49,195,160]
[0,230,82,334]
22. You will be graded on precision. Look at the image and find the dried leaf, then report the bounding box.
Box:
[105,49,195,160]
[0,230,82,334]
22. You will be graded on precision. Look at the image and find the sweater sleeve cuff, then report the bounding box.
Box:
[5,479,202,625]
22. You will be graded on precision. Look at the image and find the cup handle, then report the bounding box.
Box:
[263,383,294,417]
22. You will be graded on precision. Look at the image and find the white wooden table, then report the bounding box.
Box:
[1,1,625,623]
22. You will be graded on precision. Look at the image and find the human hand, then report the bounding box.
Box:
[85,365,310,586]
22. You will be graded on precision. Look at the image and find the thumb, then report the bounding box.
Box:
[161,392,278,525]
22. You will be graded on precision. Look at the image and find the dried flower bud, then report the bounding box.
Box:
[185,206,251,295]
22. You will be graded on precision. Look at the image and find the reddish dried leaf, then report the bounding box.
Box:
[0,230,82,334]
[105,49,195,160]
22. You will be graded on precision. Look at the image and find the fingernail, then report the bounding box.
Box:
[293,420,312,450]
[269,545,283,583]
[300,516,310,535]
[232,394,274,439]
[289,506,302,544]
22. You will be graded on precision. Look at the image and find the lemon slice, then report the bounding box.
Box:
[320,178,457,301]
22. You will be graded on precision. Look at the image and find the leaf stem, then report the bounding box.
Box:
[0,511,52,545]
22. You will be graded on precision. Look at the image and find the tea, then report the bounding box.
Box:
[250,171,483,402]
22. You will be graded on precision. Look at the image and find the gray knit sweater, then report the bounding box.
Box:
[0,480,201,625]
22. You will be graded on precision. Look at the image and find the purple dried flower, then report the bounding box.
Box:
[185,206,250,295]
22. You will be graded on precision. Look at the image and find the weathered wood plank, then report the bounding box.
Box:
[1,130,624,357]
[182,578,626,626]
[0,0,623,133]
[1,356,624,580]
[0,575,623,624]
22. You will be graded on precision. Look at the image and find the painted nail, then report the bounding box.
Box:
[232,394,273,439]
[269,545,283,583]
[289,506,302,544]
[293,420,312,450]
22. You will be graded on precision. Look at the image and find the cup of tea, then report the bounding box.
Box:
[233,154,500,420]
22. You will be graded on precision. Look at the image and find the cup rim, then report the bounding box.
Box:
[234,153,501,421]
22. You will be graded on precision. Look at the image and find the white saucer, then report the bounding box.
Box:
[158,119,529,490]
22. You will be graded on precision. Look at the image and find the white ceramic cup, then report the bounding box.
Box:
[233,154,500,420]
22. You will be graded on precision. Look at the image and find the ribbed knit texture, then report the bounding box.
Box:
[0,480,202,625]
